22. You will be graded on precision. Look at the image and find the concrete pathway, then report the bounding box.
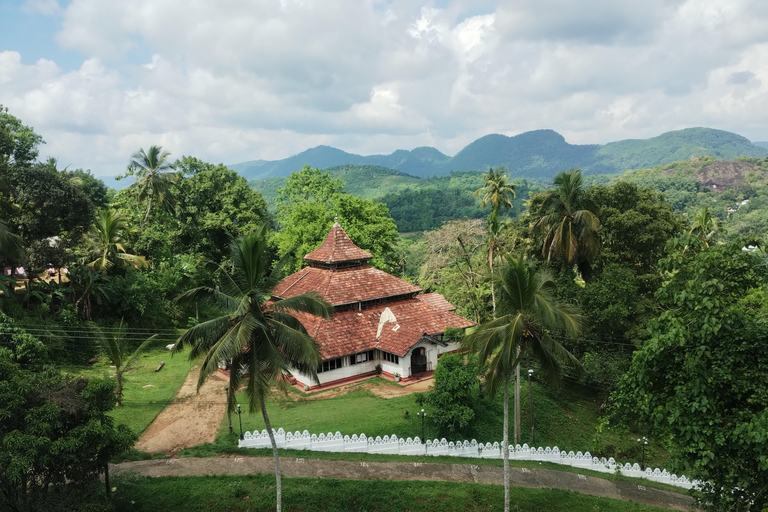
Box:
[112,456,694,511]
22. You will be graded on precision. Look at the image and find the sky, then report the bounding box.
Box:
[2,0,768,177]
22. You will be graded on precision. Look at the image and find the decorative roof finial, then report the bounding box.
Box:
[333,215,340,227]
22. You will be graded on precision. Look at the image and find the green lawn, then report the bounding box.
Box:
[62,346,195,436]
[112,474,673,512]
[224,379,665,467]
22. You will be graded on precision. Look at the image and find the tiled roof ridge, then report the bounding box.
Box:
[278,268,311,297]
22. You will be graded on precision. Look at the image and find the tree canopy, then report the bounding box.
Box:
[608,236,768,511]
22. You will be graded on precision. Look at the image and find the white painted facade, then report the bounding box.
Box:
[290,338,461,389]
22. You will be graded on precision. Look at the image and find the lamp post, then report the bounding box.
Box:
[528,369,535,445]
[637,437,648,470]
[236,403,243,440]
[417,408,426,441]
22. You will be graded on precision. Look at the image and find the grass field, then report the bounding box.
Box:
[221,379,664,467]
[62,346,195,436]
[112,474,673,512]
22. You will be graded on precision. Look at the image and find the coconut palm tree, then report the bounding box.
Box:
[475,167,516,214]
[0,218,22,259]
[689,207,720,247]
[474,167,516,317]
[534,169,600,279]
[128,145,179,227]
[83,209,147,273]
[172,224,332,512]
[462,255,582,512]
[92,319,156,406]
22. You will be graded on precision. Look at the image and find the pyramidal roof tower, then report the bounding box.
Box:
[304,219,373,267]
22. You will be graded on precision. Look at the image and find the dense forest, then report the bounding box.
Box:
[1,104,767,511]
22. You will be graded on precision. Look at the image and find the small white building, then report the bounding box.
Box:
[272,222,474,390]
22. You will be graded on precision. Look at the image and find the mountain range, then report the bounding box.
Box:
[229,127,768,182]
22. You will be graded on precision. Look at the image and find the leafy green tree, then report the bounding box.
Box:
[66,168,110,210]
[462,255,581,512]
[608,236,768,511]
[587,182,684,291]
[275,191,400,274]
[124,145,179,227]
[533,169,600,279]
[83,209,147,272]
[416,353,481,437]
[0,105,44,171]
[175,157,269,263]
[172,225,332,512]
[419,219,488,323]
[0,318,136,510]
[6,161,94,274]
[92,319,157,406]
[276,165,344,212]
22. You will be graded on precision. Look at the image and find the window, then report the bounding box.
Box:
[350,350,375,365]
[317,357,343,373]
[382,352,399,364]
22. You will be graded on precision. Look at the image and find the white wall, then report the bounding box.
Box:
[291,356,379,389]
[238,427,698,490]
[290,339,462,387]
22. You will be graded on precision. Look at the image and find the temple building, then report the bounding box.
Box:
[273,221,475,390]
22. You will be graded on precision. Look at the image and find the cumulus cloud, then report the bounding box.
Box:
[2,0,768,176]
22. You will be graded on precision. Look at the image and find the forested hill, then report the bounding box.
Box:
[231,127,768,181]
[250,164,543,232]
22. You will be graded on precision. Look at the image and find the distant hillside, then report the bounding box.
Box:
[586,155,768,237]
[249,164,422,206]
[231,127,768,181]
[250,164,544,232]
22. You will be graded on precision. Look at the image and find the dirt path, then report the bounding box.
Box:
[135,366,228,454]
[112,456,693,511]
[134,367,431,454]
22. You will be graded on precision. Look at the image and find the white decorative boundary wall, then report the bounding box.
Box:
[239,428,699,490]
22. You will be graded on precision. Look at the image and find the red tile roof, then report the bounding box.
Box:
[415,292,456,312]
[292,298,475,359]
[304,222,373,263]
[273,265,421,306]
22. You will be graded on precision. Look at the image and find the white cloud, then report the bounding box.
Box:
[1,0,768,177]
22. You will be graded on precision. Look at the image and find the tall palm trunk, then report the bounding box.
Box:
[489,245,496,318]
[142,198,153,228]
[503,374,510,512]
[115,371,123,406]
[261,397,282,512]
[514,360,521,444]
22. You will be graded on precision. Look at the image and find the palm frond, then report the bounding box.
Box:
[173,316,233,356]
[174,286,240,312]
[271,292,332,319]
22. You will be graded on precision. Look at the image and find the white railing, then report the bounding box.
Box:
[238,428,699,490]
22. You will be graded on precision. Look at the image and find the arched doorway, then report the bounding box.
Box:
[410,347,427,376]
